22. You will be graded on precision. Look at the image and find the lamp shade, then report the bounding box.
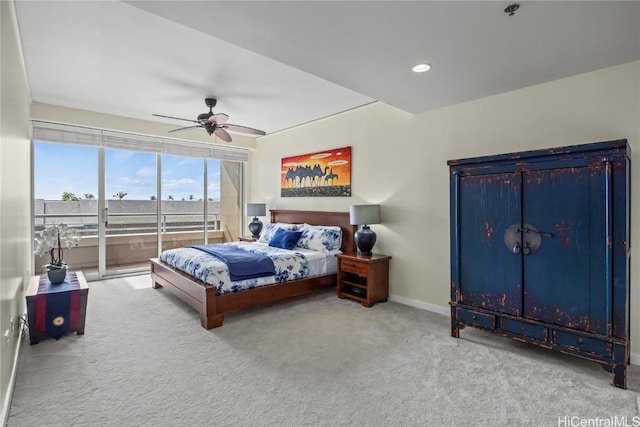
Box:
[246,203,266,217]
[349,205,380,225]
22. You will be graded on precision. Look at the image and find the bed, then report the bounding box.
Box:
[150,210,356,329]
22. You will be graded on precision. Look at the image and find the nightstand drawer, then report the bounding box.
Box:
[339,260,368,275]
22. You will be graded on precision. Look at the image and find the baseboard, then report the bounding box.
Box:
[388,294,639,366]
[388,294,450,317]
[1,323,24,426]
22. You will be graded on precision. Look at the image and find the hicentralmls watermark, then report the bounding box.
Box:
[558,416,640,427]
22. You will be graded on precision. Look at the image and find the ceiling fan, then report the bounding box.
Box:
[153,97,265,142]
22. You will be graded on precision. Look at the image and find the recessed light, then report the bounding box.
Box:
[412,63,431,73]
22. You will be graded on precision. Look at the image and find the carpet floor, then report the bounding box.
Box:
[7,274,640,426]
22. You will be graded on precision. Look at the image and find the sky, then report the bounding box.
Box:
[34,142,221,201]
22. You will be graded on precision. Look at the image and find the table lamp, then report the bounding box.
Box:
[246,203,266,239]
[349,204,380,256]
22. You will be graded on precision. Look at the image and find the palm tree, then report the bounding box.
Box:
[61,192,79,201]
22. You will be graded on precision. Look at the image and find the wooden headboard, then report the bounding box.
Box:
[270,209,356,253]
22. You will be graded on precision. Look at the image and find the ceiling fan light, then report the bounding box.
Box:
[155,97,263,143]
[412,63,431,73]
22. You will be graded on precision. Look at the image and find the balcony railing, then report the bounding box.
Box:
[33,212,226,278]
[34,212,222,236]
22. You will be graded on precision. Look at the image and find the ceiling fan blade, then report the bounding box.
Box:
[214,128,233,142]
[168,125,203,133]
[208,113,229,125]
[152,113,199,124]
[224,123,266,136]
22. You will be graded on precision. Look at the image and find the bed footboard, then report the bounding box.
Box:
[150,258,224,329]
[150,257,336,329]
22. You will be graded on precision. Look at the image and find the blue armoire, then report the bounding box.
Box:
[448,140,630,388]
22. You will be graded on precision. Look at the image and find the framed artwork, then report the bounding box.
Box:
[281,146,351,197]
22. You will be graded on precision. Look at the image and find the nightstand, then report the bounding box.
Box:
[26,271,89,344]
[337,252,391,307]
[238,236,258,242]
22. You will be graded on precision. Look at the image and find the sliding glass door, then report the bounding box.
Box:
[33,141,100,277]
[160,154,206,252]
[32,122,247,280]
[103,148,158,276]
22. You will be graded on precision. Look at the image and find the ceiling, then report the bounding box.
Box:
[13,1,640,139]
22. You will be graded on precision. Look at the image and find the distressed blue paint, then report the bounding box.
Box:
[450,172,461,302]
[458,172,522,315]
[605,160,613,337]
[457,307,496,329]
[448,139,630,388]
[522,166,607,334]
[501,318,548,342]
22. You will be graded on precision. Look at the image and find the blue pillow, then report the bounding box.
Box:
[269,229,303,250]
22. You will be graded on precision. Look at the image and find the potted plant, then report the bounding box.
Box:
[34,223,80,284]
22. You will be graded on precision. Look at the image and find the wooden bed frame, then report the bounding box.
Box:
[150,210,356,329]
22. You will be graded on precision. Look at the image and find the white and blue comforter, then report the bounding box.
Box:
[160,242,311,295]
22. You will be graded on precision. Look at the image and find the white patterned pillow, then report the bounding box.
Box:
[296,224,342,253]
[258,222,300,244]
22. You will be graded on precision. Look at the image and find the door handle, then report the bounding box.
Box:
[518,227,553,239]
[504,223,546,255]
[101,207,108,227]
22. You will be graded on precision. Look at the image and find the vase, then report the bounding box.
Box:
[47,267,67,285]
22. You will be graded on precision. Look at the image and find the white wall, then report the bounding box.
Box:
[250,61,640,352]
[0,0,33,420]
